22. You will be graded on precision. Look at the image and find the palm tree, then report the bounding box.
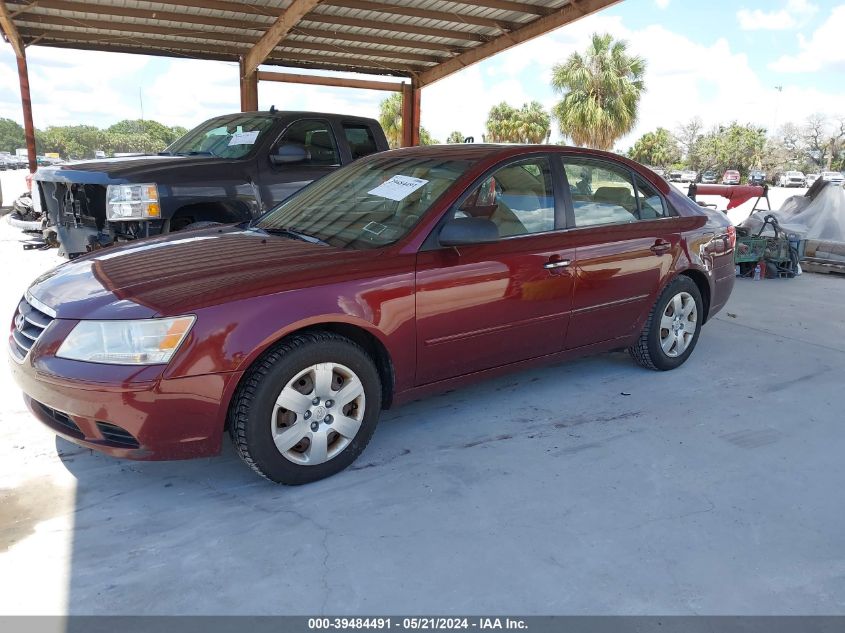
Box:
[379,93,438,147]
[379,93,403,149]
[485,102,551,144]
[551,33,646,150]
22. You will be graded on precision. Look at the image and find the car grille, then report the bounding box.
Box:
[33,401,84,439]
[95,422,141,448]
[10,295,55,362]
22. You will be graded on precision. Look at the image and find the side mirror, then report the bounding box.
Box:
[270,143,309,165]
[439,217,499,247]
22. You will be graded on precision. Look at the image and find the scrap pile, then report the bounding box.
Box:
[740,180,845,275]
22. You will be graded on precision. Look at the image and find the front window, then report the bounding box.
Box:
[254,155,473,249]
[563,160,638,227]
[454,158,555,237]
[165,114,276,159]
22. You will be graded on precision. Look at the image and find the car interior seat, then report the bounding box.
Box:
[306,131,337,165]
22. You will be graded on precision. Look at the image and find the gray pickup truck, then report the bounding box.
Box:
[31,110,389,258]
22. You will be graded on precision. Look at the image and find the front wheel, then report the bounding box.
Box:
[229,332,382,484]
[629,276,703,371]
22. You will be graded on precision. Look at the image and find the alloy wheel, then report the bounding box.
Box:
[659,291,697,358]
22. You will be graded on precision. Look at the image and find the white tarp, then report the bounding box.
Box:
[740,182,845,242]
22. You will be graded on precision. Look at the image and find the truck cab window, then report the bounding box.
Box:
[280,120,340,166]
[343,124,379,160]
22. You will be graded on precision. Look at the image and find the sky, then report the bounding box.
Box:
[1,0,844,150]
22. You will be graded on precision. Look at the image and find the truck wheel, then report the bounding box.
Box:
[229,331,382,484]
[179,221,223,231]
[629,276,703,371]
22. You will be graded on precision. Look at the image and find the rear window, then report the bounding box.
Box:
[344,124,380,160]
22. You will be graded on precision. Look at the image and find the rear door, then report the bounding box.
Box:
[560,157,683,350]
[256,118,342,207]
[415,155,575,384]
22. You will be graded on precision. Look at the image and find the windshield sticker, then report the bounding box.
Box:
[228,130,260,146]
[367,175,428,201]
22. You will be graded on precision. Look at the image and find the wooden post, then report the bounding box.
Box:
[239,56,258,112]
[16,50,36,173]
[401,80,421,147]
[1,0,36,172]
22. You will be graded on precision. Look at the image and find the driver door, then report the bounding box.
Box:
[414,156,576,385]
[256,118,341,208]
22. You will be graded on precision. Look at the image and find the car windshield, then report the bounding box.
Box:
[165,114,276,159]
[254,154,473,249]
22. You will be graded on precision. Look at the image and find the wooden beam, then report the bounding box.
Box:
[19,27,428,73]
[16,52,37,172]
[459,0,552,15]
[242,0,322,76]
[302,13,488,43]
[257,71,404,92]
[401,80,420,147]
[7,0,266,31]
[417,0,621,86]
[16,15,451,62]
[0,0,25,57]
[239,56,258,111]
[291,26,460,53]
[323,0,519,31]
[8,0,488,44]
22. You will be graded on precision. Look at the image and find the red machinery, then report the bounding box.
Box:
[687,183,771,211]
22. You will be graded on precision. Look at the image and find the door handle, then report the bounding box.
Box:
[650,240,671,254]
[543,258,571,270]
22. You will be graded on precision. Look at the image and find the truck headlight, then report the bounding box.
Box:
[106,183,160,221]
[57,316,195,365]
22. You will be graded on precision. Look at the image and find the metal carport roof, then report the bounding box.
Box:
[0,0,620,169]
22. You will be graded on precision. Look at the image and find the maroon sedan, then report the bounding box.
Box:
[9,145,735,484]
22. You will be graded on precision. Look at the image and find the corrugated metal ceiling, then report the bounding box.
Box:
[6,0,574,77]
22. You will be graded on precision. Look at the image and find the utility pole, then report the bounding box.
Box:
[773,85,783,133]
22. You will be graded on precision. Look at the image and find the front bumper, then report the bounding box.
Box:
[9,352,243,460]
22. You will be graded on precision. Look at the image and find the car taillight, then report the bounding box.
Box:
[726,225,736,250]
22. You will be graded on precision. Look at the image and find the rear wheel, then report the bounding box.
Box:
[629,276,703,371]
[229,331,382,484]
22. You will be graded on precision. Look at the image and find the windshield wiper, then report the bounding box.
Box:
[175,150,216,157]
[261,227,329,246]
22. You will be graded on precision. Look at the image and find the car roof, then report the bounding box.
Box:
[208,110,380,125]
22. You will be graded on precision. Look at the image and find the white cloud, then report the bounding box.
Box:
[655,0,671,9]
[737,0,819,31]
[0,47,150,126]
[769,5,845,72]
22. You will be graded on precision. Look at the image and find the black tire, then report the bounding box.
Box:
[629,276,704,371]
[179,220,223,231]
[228,331,382,484]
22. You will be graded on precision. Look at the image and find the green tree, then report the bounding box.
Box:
[0,118,25,154]
[551,33,646,150]
[379,93,403,149]
[107,119,185,148]
[37,125,107,159]
[628,128,680,167]
[447,130,466,144]
[689,123,767,176]
[419,128,438,145]
[484,101,551,143]
[378,93,437,147]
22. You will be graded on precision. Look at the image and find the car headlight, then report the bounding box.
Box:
[57,316,195,365]
[106,183,160,221]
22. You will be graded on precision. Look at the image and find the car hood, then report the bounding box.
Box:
[27,228,385,319]
[33,155,233,185]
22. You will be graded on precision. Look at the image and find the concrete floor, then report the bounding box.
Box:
[1,189,844,616]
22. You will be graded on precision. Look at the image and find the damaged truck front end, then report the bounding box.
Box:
[34,168,163,259]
